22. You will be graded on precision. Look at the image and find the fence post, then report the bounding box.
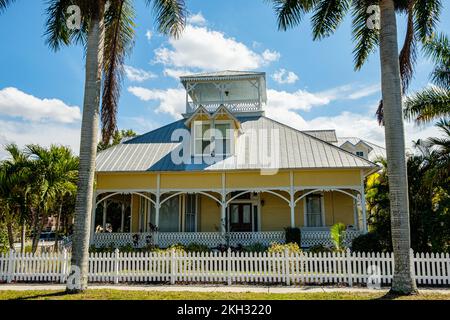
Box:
[171,248,176,285]
[227,248,232,286]
[346,248,353,287]
[114,249,120,285]
[60,249,68,284]
[7,249,16,284]
[284,249,290,286]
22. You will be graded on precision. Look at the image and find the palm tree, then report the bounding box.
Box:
[0,144,31,252]
[269,0,443,294]
[44,0,186,292]
[405,33,450,124]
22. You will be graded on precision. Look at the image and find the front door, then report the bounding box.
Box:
[229,203,252,232]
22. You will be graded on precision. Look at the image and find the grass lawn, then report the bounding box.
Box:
[0,290,449,300]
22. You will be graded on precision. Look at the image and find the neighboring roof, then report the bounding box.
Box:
[302,130,338,143]
[96,116,378,173]
[335,137,386,161]
[180,70,265,82]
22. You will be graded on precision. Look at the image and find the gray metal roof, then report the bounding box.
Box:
[96,116,378,173]
[302,130,338,143]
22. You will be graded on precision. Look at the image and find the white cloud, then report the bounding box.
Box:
[272,69,299,84]
[145,30,153,41]
[262,49,281,62]
[348,84,381,100]
[267,89,330,112]
[154,25,278,71]
[128,86,185,119]
[163,68,195,80]
[187,12,207,26]
[0,119,80,160]
[124,65,157,82]
[0,87,81,123]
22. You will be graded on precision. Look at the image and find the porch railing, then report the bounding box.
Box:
[91,230,362,249]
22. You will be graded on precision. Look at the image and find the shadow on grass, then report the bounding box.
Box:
[14,291,78,301]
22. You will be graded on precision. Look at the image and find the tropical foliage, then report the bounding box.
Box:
[405,33,450,124]
[0,145,78,254]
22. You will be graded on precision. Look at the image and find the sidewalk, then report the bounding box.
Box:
[0,284,449,295]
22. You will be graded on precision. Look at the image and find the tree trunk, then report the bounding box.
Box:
[68,13,103,293]
[21,222,26,254]
[6,221,14,250]
[379,0,417,295]
[54,203,62,251]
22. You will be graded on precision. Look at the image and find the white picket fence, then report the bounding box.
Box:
[1,249,449,286]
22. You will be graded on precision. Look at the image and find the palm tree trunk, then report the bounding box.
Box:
[21,222,26,254]
[379,0,417,295]
[68,13,103,293]
[6,220,14,250]
[54,203,62,251]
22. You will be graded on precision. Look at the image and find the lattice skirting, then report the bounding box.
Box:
[91,231,361,249]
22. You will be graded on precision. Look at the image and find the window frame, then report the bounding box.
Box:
[191,120,234,157]
[192,121,212,157]
[213,120,234,157]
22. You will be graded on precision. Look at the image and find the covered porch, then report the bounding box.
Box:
[91,171,367,249]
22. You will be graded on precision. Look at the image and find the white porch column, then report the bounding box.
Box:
[102,200,108,229]
[221,173,227,235]
[120,203,125,232]
[289,171,296,228]
[155,174,161,229]
[360,170,368,233]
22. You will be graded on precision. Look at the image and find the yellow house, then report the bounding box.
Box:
[92,71,378,248]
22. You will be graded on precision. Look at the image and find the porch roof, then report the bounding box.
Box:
[96,116,378,173]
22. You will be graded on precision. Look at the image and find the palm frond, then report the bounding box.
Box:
[0,0,14,13]
[414,0,442,42]
[399,0,417,93]
[146,0,186,38]
[101,0,135,144]
[311,0,351,40]
[269,0,315,31]
[351,0,379,70]
[404,87,450,124]
[422,33,450,88]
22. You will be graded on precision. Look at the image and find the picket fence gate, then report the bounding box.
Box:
[1,249,449,286]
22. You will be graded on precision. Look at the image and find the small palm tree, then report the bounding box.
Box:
[268,0,443,294]
[44,0,187,292]
[405,33,450,124]
[330,223,347,252]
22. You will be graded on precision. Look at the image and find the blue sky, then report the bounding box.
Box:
[0,1,448,158]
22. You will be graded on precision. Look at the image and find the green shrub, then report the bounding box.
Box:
[186,243,210,253]
[243,243,267,253]
[119,244,135,253]
[268,242,302,255]
[352,232,386,253]
[285,227,301,246]
[308,244,333,254]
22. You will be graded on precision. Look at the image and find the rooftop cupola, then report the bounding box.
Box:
[180,71,267,117]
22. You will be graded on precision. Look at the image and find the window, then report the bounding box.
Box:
[305,194,324,227]
[185,194,197,232]
[214,123,232,156]
[159,195,180,232]
[194,122,211,156]
[356,151,364,157]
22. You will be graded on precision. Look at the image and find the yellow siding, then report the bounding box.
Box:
[327,192,355,226]
[294,170,360,187]
[97,173,157,190]
[226,171,290,189]
[199,195,221,232]
[161,173,222,189]
[260,193,291,231]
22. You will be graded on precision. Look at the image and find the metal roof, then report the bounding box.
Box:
[96,116,378,173]
[302,130,338,143]
[180,70,265,82]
